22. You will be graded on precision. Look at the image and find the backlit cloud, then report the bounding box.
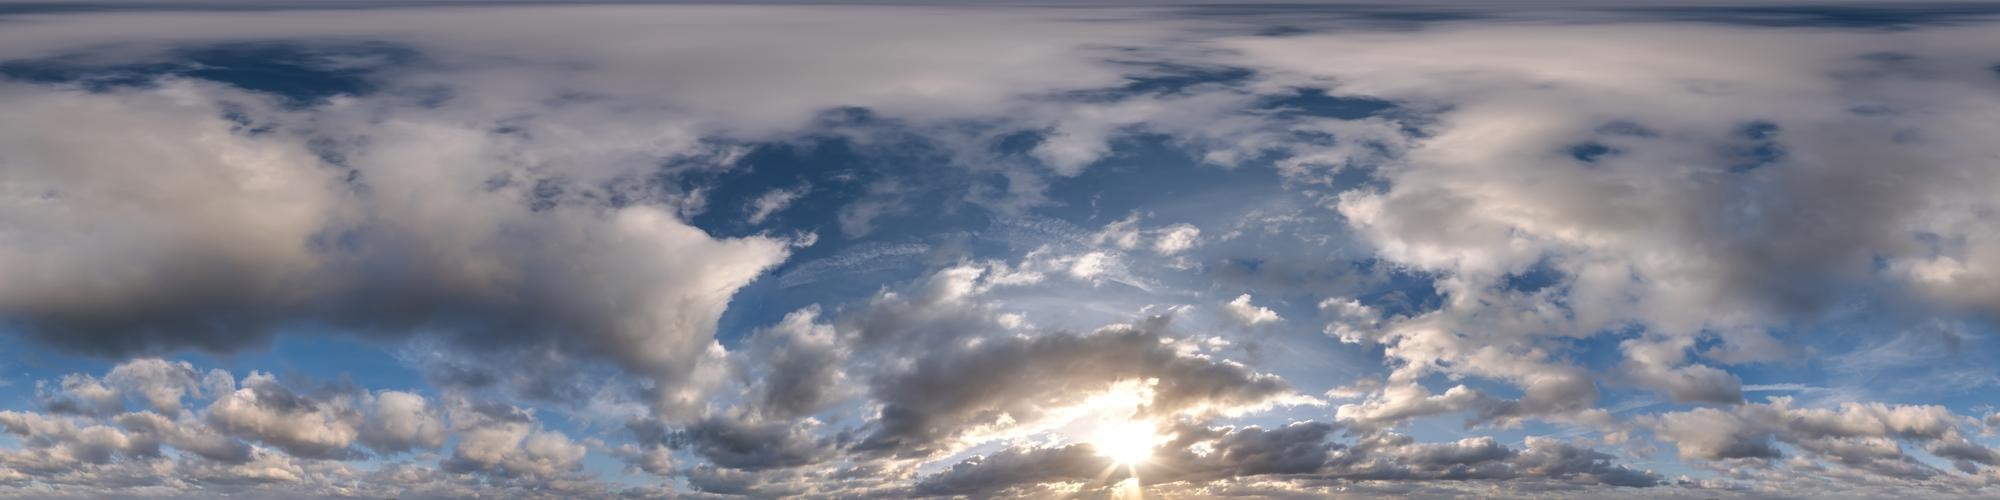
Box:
[2,1,1999,498]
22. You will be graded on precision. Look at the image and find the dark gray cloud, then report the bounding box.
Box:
[912,443,1107,497]
[739,306,851,421]
[669,415,836,471]
[1148,420,1343,480]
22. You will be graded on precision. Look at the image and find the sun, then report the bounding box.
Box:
[1088,418,1162,466]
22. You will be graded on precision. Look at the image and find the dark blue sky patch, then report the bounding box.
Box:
[1253,25,1312,37]
[0,41,418,106]
[1562,325,1639,375]
[1257,88,1396,120]
[1350,259,1446,319]
[527,178,565,212]
[1740,121,1779,141]
[1728,121,1785,172]
[1570,142,1616,163]
[698,113,1022,343]
[1613,4,2000,28]
[0,57,181,90]
[1595,120,1657,138]
[1859,51,1918,64]
[1730,142,1785,172]
[217,101,280,135]
[1502,259,1566,295]
[1114,62,1255,97]
[0,2,153,15]
[1171,4,1490,34]
[1848,104,1897,116]
[712,124,1349,345]
[686,137,873,239]
[1565,121,1654,164]
[990,129,1045,158]
[685,109,983,248]
[1061,60,1255,102]
[1041,133,1286,223]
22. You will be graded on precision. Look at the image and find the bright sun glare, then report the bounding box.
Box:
[1089,419,1161,466]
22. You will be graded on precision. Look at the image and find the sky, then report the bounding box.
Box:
[2,1,2000,498]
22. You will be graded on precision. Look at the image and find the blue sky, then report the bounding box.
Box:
[2,1,2000,498]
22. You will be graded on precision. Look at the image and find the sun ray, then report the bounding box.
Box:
[1087,415,1163,499]
[1090,418,1160,467]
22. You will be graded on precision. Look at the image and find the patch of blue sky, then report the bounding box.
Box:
[0,41,416,106]
[1613,4,2000,28]
[1067,61,1256,102]
[0,328,109,411]
[710,76,1412,343]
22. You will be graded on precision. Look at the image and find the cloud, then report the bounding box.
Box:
[0,2,1211,424]
[1223,293,1283,326]
[1319,297,1382,343]
[1620,336,1744,405]
[913,419,1661,496]
[746,184,810,225]
[1095,213,1205,257]
[738,306,852,421]
[1152,224,1202,256]
[101,359,207,417]
[440,399,587,481]
[204,371,363,460]
[1223,19,2000,413]
[663,414,836,471]
[0,76,792,418]
[912,443,1105,496]
[0,359,602,497]
[1649,397,1999,482]
[5,2,2000,498]
[358,391,447,455]
[854,314,1294,457]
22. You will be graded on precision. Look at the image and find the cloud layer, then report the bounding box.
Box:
[2,2,2000,498]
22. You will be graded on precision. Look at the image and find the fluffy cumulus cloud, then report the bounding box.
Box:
[3,1,2000,498]
[0,359,574,497]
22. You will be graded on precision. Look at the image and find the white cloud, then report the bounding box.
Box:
[1152,223,1202,256]
[1067,251,1115,280]
[359,391,448,455]
[1095,214,1205,256]
[104,359,205,417]
[1319,297,1381,343]
[746,185,809,225]
[1216,19,2000,417]
[204,372,362,459]
[0,361,608,496]
[0,76,792,417]
[1223,293,1282,326]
